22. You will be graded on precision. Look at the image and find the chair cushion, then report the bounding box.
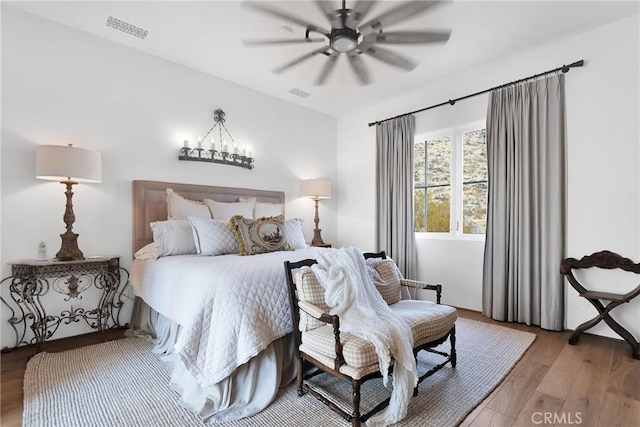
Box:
[301,300,457,369]
[296,268,331,331]
[299,343,381,380]
[368,259,402,305]
[302,327,378,368]
[390,300,457,347]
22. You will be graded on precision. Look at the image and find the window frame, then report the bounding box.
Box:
[414,120,487,241]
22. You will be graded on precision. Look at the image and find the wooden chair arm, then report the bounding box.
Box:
[298,301,345,368]
[400,279,442,304]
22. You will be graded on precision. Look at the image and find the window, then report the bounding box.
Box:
[414,122,487,237]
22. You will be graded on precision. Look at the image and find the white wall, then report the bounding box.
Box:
[337,15,640,340]
[0,7,337,348]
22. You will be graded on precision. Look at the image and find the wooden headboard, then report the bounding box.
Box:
[132,180,285,255]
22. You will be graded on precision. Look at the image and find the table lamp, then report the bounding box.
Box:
[301,179,331,246]
[36,144,102,261]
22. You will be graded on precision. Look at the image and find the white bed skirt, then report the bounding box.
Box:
[128,297,297,423]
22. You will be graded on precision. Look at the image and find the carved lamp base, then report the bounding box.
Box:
[311,227,325,246]
[55,180,85,261]
[56,231,85,261]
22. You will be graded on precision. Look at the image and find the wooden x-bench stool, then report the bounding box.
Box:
[561,250,640,360]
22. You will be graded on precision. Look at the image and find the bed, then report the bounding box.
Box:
[129,180,323,422]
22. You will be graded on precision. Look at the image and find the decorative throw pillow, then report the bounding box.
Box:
[285,218,307,249]
[150,219,198,258]
[188,216,239,256]
[230,215,290,256]
[367,259,402,305]
[166,189,211,219]
[205,198,255,221]
[240,197,285,218]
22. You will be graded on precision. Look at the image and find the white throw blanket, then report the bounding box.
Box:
[311,247,417,427]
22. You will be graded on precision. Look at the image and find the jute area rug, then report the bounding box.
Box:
[23,318,535,427]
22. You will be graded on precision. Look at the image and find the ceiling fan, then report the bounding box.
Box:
[242,0,451,85]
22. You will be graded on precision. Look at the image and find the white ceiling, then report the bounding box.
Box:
[7,1,639,117]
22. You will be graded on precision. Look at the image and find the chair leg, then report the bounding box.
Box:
[351,379,361,427]
[296,357,304,396]
[450,327,457,368]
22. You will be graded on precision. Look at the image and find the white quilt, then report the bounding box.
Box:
[131,248,322,387]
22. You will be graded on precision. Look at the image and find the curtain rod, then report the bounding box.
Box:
[368,59,585,127]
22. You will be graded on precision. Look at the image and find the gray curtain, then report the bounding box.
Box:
[376,115,418,279]
[482,74,566,331]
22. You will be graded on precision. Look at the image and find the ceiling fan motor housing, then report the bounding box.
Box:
[329,27,359,53]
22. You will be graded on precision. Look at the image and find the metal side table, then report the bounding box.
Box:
[1,256,129,353]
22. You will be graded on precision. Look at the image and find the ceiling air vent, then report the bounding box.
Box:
[106,16,148,39]
[288,88,311,99]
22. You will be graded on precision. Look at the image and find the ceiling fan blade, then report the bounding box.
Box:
[243,38,325,46]
[315,1,338,26]
[273,47,329,74]
[361,45,416,70]
[244,1,329,34]
[348,1,376,27]
[315,53,339,85]
[347,52,370,85]
[372,30,450,44]
[360,1,444,34]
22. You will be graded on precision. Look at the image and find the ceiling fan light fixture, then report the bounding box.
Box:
[331,35,357,52]
[329,27,359,53]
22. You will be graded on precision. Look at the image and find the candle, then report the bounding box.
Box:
[241,148,246,157]
[222,144,228,153]
[183,140,189,148]
[247,149,253,158]
[197,136,203,150]
[211,136,216,151]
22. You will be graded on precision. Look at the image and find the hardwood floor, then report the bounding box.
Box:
[458,309,640,427]
[1,310,638,426]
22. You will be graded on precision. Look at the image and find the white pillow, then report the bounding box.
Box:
[256,202,284,218]
[205,198,255,221]
[240,197,285,218]
[134,242,155,260]
[285,218,307,249]
[167,189,211,219]
[150,219,197,258]
[188,216,239,256]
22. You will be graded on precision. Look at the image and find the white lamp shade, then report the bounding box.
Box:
[36,145,102,183]
[301,179,331,199]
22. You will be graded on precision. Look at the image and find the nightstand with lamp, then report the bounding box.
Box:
[0,144,129,353]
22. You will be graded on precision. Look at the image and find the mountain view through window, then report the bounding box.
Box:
[414,126,487,236]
